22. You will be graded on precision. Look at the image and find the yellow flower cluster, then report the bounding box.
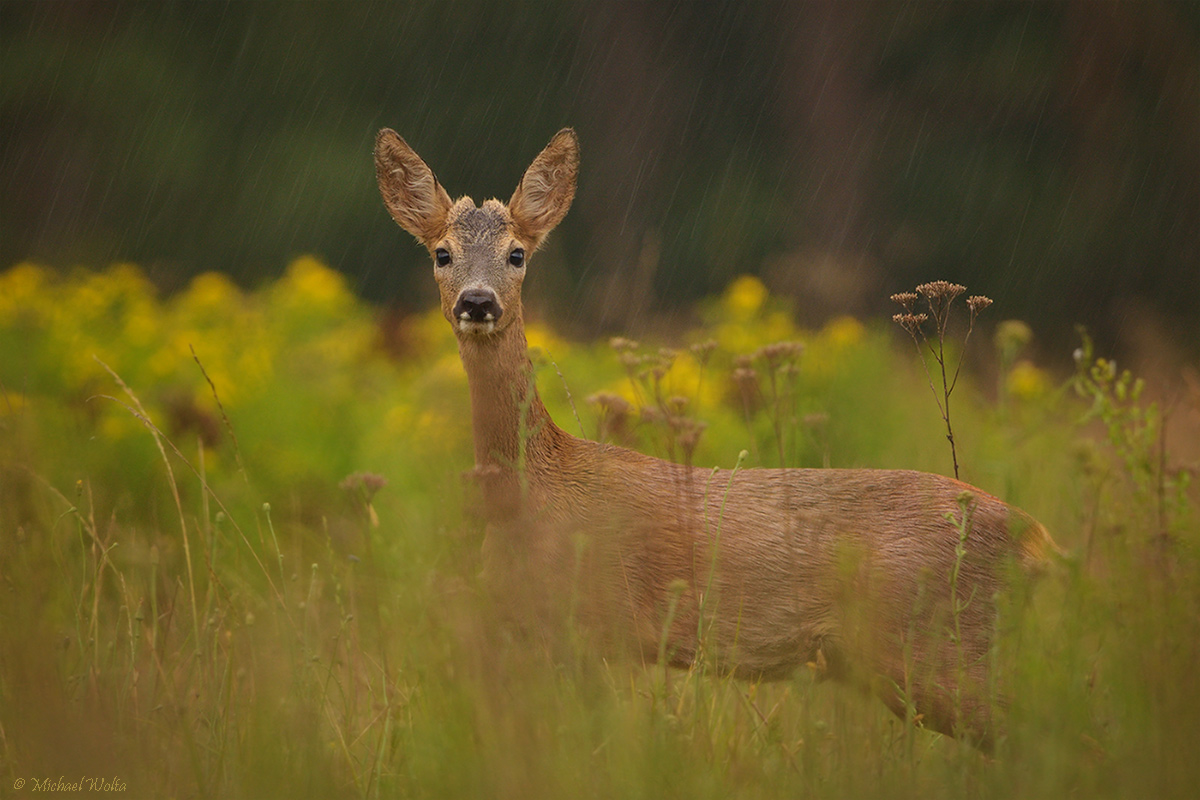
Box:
[5,260,1047,489]
[0,257,383,447]
[1007,360,1050,400]
[582,274,875,462]
[710,275,797,353]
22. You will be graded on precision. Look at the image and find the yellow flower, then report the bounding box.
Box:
[612,377,642,409]
[664,350,723,410]
[822,316,864,349]
[1007,360,1049,400]
[762,311,796,343]
[233,341,275,392]
[526,320,570,359]
[181,272,242,312]
[0,263,51,323]
[59,264,155,336]
[121,300,161,348]
[105,263,152,296]
[715,322,754,354]
[276,256,352,311]
[722,275,768,320]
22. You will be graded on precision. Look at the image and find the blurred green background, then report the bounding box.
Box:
[3,1,1198,358]
[4,5,1200,796]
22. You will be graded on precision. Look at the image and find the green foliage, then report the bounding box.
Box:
[1070,328,1193,565]
[1,261,1197,798]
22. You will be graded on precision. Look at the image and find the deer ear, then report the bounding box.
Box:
[509,128,579,250]
[375,129,453,248]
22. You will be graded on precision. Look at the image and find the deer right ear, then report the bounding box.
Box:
[509,128,579,250]
[375,129,453,248]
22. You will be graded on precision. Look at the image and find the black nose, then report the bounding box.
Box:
[453,289,502,323]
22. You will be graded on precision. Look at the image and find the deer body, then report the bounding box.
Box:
[375,128,1054,746]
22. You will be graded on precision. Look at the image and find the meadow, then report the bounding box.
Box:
[1,258,1196,799]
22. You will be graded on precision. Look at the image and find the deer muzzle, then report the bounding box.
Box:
[454,288,503,333]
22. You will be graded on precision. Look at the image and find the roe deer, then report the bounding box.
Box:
[374,127,1056,748]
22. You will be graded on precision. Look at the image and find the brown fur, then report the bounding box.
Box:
[374,127,1056,748]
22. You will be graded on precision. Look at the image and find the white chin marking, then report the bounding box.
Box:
[458,320,496,335]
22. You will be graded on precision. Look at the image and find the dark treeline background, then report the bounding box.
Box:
[3,1,1197,359]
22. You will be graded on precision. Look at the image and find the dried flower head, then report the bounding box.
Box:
[340,471,388,503]
[609,337,640,352]
[916,281,966,301]
[732,357,760,410]
[588,392,633,443]
[886,279,990,481]
[755,341,804,368]
[340,471,387,493]
[666,395,690,415]
[676,421,707,456]
[640,405,663,425]
[732,366,758,384]
[892,312,928,336]
[618,352,641,369]
[587,391,631,416]
[966,295,993,314]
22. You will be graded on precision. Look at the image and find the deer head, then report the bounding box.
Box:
[374,128,579,339]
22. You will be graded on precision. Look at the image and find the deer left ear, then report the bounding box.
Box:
[375,129,453,248]
[509,128,579,250]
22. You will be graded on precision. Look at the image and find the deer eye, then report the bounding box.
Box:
[435,248,451,267]
[508,248,525,268]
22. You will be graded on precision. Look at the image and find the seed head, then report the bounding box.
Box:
[732,367,757,382]
[666,395,690,414]
[892,312,928,336]
[755,341,804,367]
[676,421,707,455]
[587,391,631,416]
[916,281,966,301]
[890,292,918,310]
[618,352,641,369]
[732,360,760,408]
[609,337,640,353]
[340,471,388,504]
[966,295,993,314]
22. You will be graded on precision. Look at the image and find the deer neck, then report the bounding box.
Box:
[456,313,557,472]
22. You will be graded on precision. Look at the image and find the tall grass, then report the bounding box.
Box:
[1,261,1196,798]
